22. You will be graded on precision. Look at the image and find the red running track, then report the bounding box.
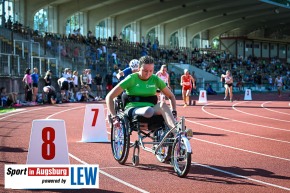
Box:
[0,92,289,193]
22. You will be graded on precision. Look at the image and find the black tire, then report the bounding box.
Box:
[110,116,130,164]
[171,137,191,178]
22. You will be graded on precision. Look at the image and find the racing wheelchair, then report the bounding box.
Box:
[110,94,192,178]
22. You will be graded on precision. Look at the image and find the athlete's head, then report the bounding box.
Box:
[160,65,167,72]
[184,69,189,75]
[138,56,155,80]
[129,59,140,72]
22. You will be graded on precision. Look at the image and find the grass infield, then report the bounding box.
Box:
[0,108,16,114]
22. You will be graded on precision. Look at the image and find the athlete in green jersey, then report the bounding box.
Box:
[106,55,177,129]
[119,73,166,109]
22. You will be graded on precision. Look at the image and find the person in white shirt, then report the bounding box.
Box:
[87,69,93,89]
[156,65,170,102]
[112,69,119,88]
[72,70,79,96]
[275,75,283,97]
[80,69,88,86]
[268,76,273,90]
[221,70,234,102]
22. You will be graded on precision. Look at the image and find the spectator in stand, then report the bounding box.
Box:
[111,50,118,64]
[206,84,217,95]
[105,71,113,95]
[235,74,244,92]
[169,71,176,94]
[255,73,262,91]
[180,69,195,107]
[94,73,103,100]
[268,75,273,90]
[236,79,244,92]
[275,75,283,97]
[221,70,234,102]
[73,47,79,63]
[22,68,33,102]
[43,86,57,104]
[31,67,39,103]
[191,71,198,95]
[44,70,52,86]
[76,85,97,102]
[112,67,119,88]
[76,86,89,102]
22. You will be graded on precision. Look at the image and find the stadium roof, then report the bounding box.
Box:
[32,0,290,40]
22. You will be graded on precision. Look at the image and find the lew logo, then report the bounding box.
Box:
[71,167,98,186]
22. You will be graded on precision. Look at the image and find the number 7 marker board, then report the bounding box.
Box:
[26,119,70,164]
[81,104,109,142]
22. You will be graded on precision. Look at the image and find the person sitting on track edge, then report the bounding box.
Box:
[106,55,178,130]
[43,86,57,105]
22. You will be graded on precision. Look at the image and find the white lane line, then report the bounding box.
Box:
[192,162,290,191]
[0,106,52,120]
[107,123,290,191]
[201,102,290,132]
[186,119,290,144]
[192,137,290,162]
[46,106,85,119]
[232,102,290,123]
[261,101,290,116]
[46,105,149,193]
[69,153,149,193]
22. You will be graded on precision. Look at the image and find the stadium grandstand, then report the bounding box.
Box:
[0,0,290,100]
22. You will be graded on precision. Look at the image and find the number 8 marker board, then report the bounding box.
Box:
[26,119,70,164]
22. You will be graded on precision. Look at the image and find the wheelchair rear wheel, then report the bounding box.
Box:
[171,137,191,177]
[110,117,130,164]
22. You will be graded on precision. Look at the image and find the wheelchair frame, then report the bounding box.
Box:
[110,98,192,177]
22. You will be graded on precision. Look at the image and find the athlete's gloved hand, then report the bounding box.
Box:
[110,115,120,128]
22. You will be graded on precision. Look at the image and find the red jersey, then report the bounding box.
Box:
[181,75,192,90]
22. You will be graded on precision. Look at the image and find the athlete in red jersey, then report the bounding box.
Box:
[180,69,195,107]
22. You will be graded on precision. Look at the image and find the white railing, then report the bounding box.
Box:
[13,40,40,58]
[31,56,58,76]
[0,53,20,76]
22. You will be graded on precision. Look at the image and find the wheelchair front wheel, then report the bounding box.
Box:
[171,137,191,178]
[110,117,130,164]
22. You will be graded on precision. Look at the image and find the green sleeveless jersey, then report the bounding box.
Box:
[119,73,166,109]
